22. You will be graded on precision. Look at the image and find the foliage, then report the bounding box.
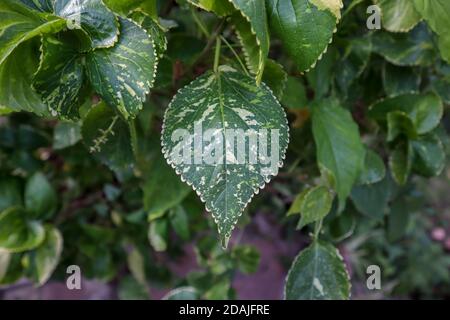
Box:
[0,0,449,300]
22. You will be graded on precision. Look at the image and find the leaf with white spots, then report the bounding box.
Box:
[53,0,119,49]
[266,0,343,72]
[161,66,289,247]
[85,17,157,119]
[285,241,351,300]
[32,33,84,120]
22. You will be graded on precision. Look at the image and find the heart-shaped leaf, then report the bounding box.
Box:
[162,66,289,247]
[266,0,343,72]
[86,17,157,119]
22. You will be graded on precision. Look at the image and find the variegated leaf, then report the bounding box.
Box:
[85,17,157,119]
[32,33,84,120]
[0,0,66,65]
[54,0,119,49]
[18,0,54,12]
[129,11,167,58]
[162,66,289,247]
[266,0,343,72]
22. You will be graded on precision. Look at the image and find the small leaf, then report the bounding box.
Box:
[170,206,190,241]
[387,198,410,242]
[85,17,157,119]
[281,76,307,110]
[311,98,365,209]
[369,93,443,135]
[232,245,260,274]
[148,218,168,252]
[0,0,66,65]
[0,207,45,253]
[127,247,146,286]
[54,0,119,49]
[389,141,413,185]
[285,241,350,300]
[81,101,134,172]
[32,225,63,285]
[288,186,334,229]
[25,172,58,220]
[32,33,84,120]
[356,149,386,185]
[376,0,421,32]
[266,0,342,72]
[161,66,289,247]
[411,134,445,177]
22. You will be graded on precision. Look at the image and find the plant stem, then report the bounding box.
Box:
[129,119,138,158]
[313,218,323,240]
[191,8,210,38]
[214,37,222,72]
[220,36,249,76]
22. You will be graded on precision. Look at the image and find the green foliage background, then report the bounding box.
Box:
[1,0,450,299]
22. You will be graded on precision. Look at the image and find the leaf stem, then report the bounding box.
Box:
[214,37,221,73]
[129,119,139,158]
[313,218,323,240]
[191,8,210,38]
[220,36,250,77]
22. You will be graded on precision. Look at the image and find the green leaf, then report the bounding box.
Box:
[18,0,54,12]
[372,24,436,66]
[86,17,157,119]
[262,59,288,100]
[351,173,392,220]
[287,186,334,229]
[387,111,417,141]
[127,247,146,286]
[285,241,350,300]
[413,0,450,62]
[118,275,149,300]
[187,0,235,17]
[25,172,57,220]
[281,76,307,109]
[411,134,445,177]
[369,93,443,135]
[0,0,66,65]
[389,141,413,185]
[0,176,23,212]
[53,121,81,149]
[356,149,385,185]
[0,207,45,253]
[170,206,190,241]
[32,33,84,120]
[311,98,365,209]
[232,245,260,274]
[382,63,420,97]
[161,66,289,247]
[0,250,12,282]
[387,197,410,242]
[229,0,270,84]
[0,41,50,116]
[148,218,168,252]
[81,101,134,172]
[376,0,421,32]
[163,287,200,300]
[0,251,23,285]
[143,154,191,218]
[53,0,119,49]
[105,0,157,18]
[266,0,342,72]
[32,225,63,285]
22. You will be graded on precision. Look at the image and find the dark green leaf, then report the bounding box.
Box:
[382,63,420,97]
[411,134,445,177]
[25,172,57,219]
[356,149,385,185]
[389,141,413,185]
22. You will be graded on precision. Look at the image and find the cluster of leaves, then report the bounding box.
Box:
[0,0,449,300]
